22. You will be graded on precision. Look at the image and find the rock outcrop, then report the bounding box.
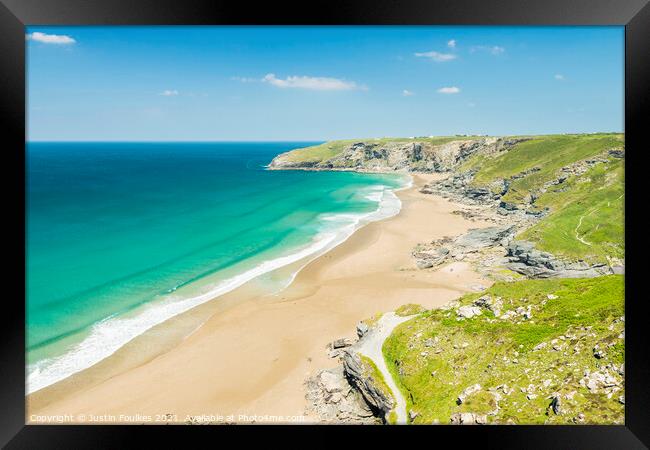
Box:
[413,226,614,280]
[305,326,396,423]
[420,169,502,205]
[422,150,616,216]
[415,148,625,279]
[341,350,394,418]
[506,240,611,279]
[450,412,488,425]
[412,225,515,269]
[305,366,380,423]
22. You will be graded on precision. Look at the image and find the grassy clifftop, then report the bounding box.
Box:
[461,134,622,193]
[383,275,625,425]
[272,136,480,166]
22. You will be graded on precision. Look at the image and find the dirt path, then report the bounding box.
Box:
[575,208,598,246]
[356,312,414,424]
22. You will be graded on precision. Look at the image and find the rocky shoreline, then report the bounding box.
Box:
[415,151,624,279]
[300,136,624,424]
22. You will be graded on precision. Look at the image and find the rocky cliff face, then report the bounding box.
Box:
[304,337,394,424]
[269,137,528,172]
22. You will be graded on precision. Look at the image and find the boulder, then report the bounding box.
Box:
[331,338,353,349]
[450,412,487,425]
[319,369,347,394]
[356,322,369,338]
[457,306,482,319]
[593,344,606,359]
[506,240,610,279]
[581,370,621,392]
[473,295,503,317]
[413,246,450,269]
[454,225,515,249]
[457,383,482,405]
[548,394,562,415]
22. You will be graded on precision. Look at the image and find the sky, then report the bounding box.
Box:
[26,26,624,141]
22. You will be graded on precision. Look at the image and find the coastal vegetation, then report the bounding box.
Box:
[460,134,624,264]
[395,303,427,317]
[383,276,624,424]
[293,132,625,425]
[519,159,624,264]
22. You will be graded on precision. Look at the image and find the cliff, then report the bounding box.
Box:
[269,137,528,172]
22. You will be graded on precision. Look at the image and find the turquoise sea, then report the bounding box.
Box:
[26,142,408,393]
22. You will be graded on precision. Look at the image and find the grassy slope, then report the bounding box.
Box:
[279,140,358,163]
[383,275,624,425]
[520,160,624,263]
[462,133,624,264]
[377,134,624,426]
[278,136,479,164]
[464,134,622,203]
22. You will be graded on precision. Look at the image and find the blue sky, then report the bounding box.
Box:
[26,26,624,141]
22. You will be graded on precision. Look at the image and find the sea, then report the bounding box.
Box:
[26,141,409,393]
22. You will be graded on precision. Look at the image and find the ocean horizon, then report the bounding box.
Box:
[26,141,409,393]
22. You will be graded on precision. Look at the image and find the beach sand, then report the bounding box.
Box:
[28,173,493,424]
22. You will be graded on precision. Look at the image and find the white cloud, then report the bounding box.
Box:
[554,74,565,80]
[159,90,179,96]
[447,39,456,48]
[262,73,364,91]
[414,51,457,62]
[402,89,414,96]
[470,45,505,55]
[27,32,76,45]
[437,86,460,94]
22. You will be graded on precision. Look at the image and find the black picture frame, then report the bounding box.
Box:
[1,0,648,447]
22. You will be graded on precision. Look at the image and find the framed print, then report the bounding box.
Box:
[1,0,648,447]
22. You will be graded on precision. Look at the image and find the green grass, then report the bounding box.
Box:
[362,312,384,328]
[395,303,426,316]
[383,275,624,425]
[459,133,625,264]
[467,134,623,205]
[519,159,624,264]
[278,140,358,163]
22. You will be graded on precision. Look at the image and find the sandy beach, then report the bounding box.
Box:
[28,173,493,424]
